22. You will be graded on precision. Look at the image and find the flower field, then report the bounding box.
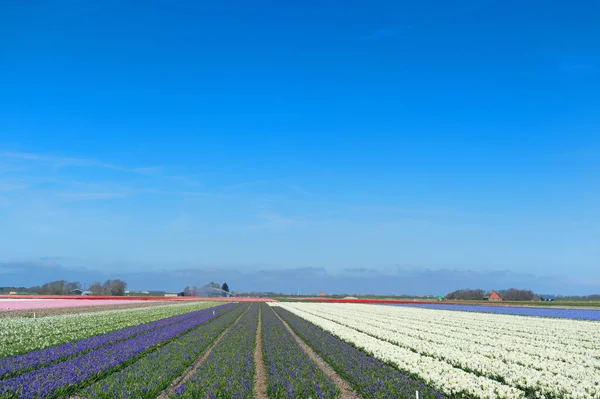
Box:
[0,299,153,311]
[0,302,217,357]
[275,302,600,399]
[0,299,597,398]
[396,303,600,321]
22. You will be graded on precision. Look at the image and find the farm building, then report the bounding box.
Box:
[487,291,503,301]
[125,290,150,296]
[540,295,555,302]
[318,292,326,297]
[164,292,185,297]
[71,289,92,296]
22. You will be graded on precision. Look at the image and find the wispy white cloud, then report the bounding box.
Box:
[234,211,306,231]
[0,151,121,170]
[214,180,272,191]
[0,150,201,186]
[56,192,128,201]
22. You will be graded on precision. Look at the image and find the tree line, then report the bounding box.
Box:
[445,288,536,301]
[1,279,128,296]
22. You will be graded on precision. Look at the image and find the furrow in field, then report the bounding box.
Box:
[0,303,235,399]
[373,306,600,351]
[297,303,600,397]
[168,303,259,398]
[317,305,600,378]
[75,303,249,399]
[311,304,600,368]
[0,305,220,379]
[154,303,252,399]
[264,303,356,399]
[272,304,447,399]
[0,302,216,358]
[276,303,523,399]
[253,305,268,399]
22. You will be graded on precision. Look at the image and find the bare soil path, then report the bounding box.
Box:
[253,306,268,399]
[154,304,252,399]
[272,306,362,399]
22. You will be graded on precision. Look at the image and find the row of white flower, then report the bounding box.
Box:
[357,308,599,360]
[309,303,600,355]
[358,308,600,373]
[0,301,215,358]
[352,304,600,351]
[297,303,600,398]
[275,303,526,399]
[276,303,600,399]
[309,304,600,369]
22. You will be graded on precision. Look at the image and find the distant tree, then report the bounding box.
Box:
[40,280,67,295]
[108,280,127,296]
[191,286,199,296]
[89,281,105,295]
[28,286,42,294]
[498,288,534,301]
[183,286,192,296]
[64,281,81,294]
[102,280,113,295]
[221,283,230,297]
[446,289,485,301]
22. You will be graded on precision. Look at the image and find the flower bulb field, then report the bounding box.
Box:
[1,300,599,399]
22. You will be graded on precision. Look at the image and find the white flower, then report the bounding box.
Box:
[273,302,600,399]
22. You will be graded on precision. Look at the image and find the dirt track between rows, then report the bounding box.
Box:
[272,306,362,399]
[155,304,252,399]
[253,306,268,399]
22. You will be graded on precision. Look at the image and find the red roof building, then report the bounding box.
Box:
[318,292,326,297]
[488,291,503,301]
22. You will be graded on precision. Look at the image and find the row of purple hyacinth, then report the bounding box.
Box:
[260,303,338,399]
[79,303,248,399]
[171,303,259,399]
[0,303,234,399]
[274,307,445,399]
[0,306,223,379]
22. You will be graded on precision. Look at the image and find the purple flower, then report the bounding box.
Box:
[0,304,235,399]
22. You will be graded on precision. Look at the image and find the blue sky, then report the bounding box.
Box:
[1,1,599,295]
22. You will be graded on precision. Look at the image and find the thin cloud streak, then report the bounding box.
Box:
[0,150,201,186]
[0,150,144,173]
[56,192,128,201]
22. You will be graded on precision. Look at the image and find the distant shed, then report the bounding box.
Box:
[488,291,503,301]
[317,292,326,297]
[72,289,92,296]
[540,295,555,302]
